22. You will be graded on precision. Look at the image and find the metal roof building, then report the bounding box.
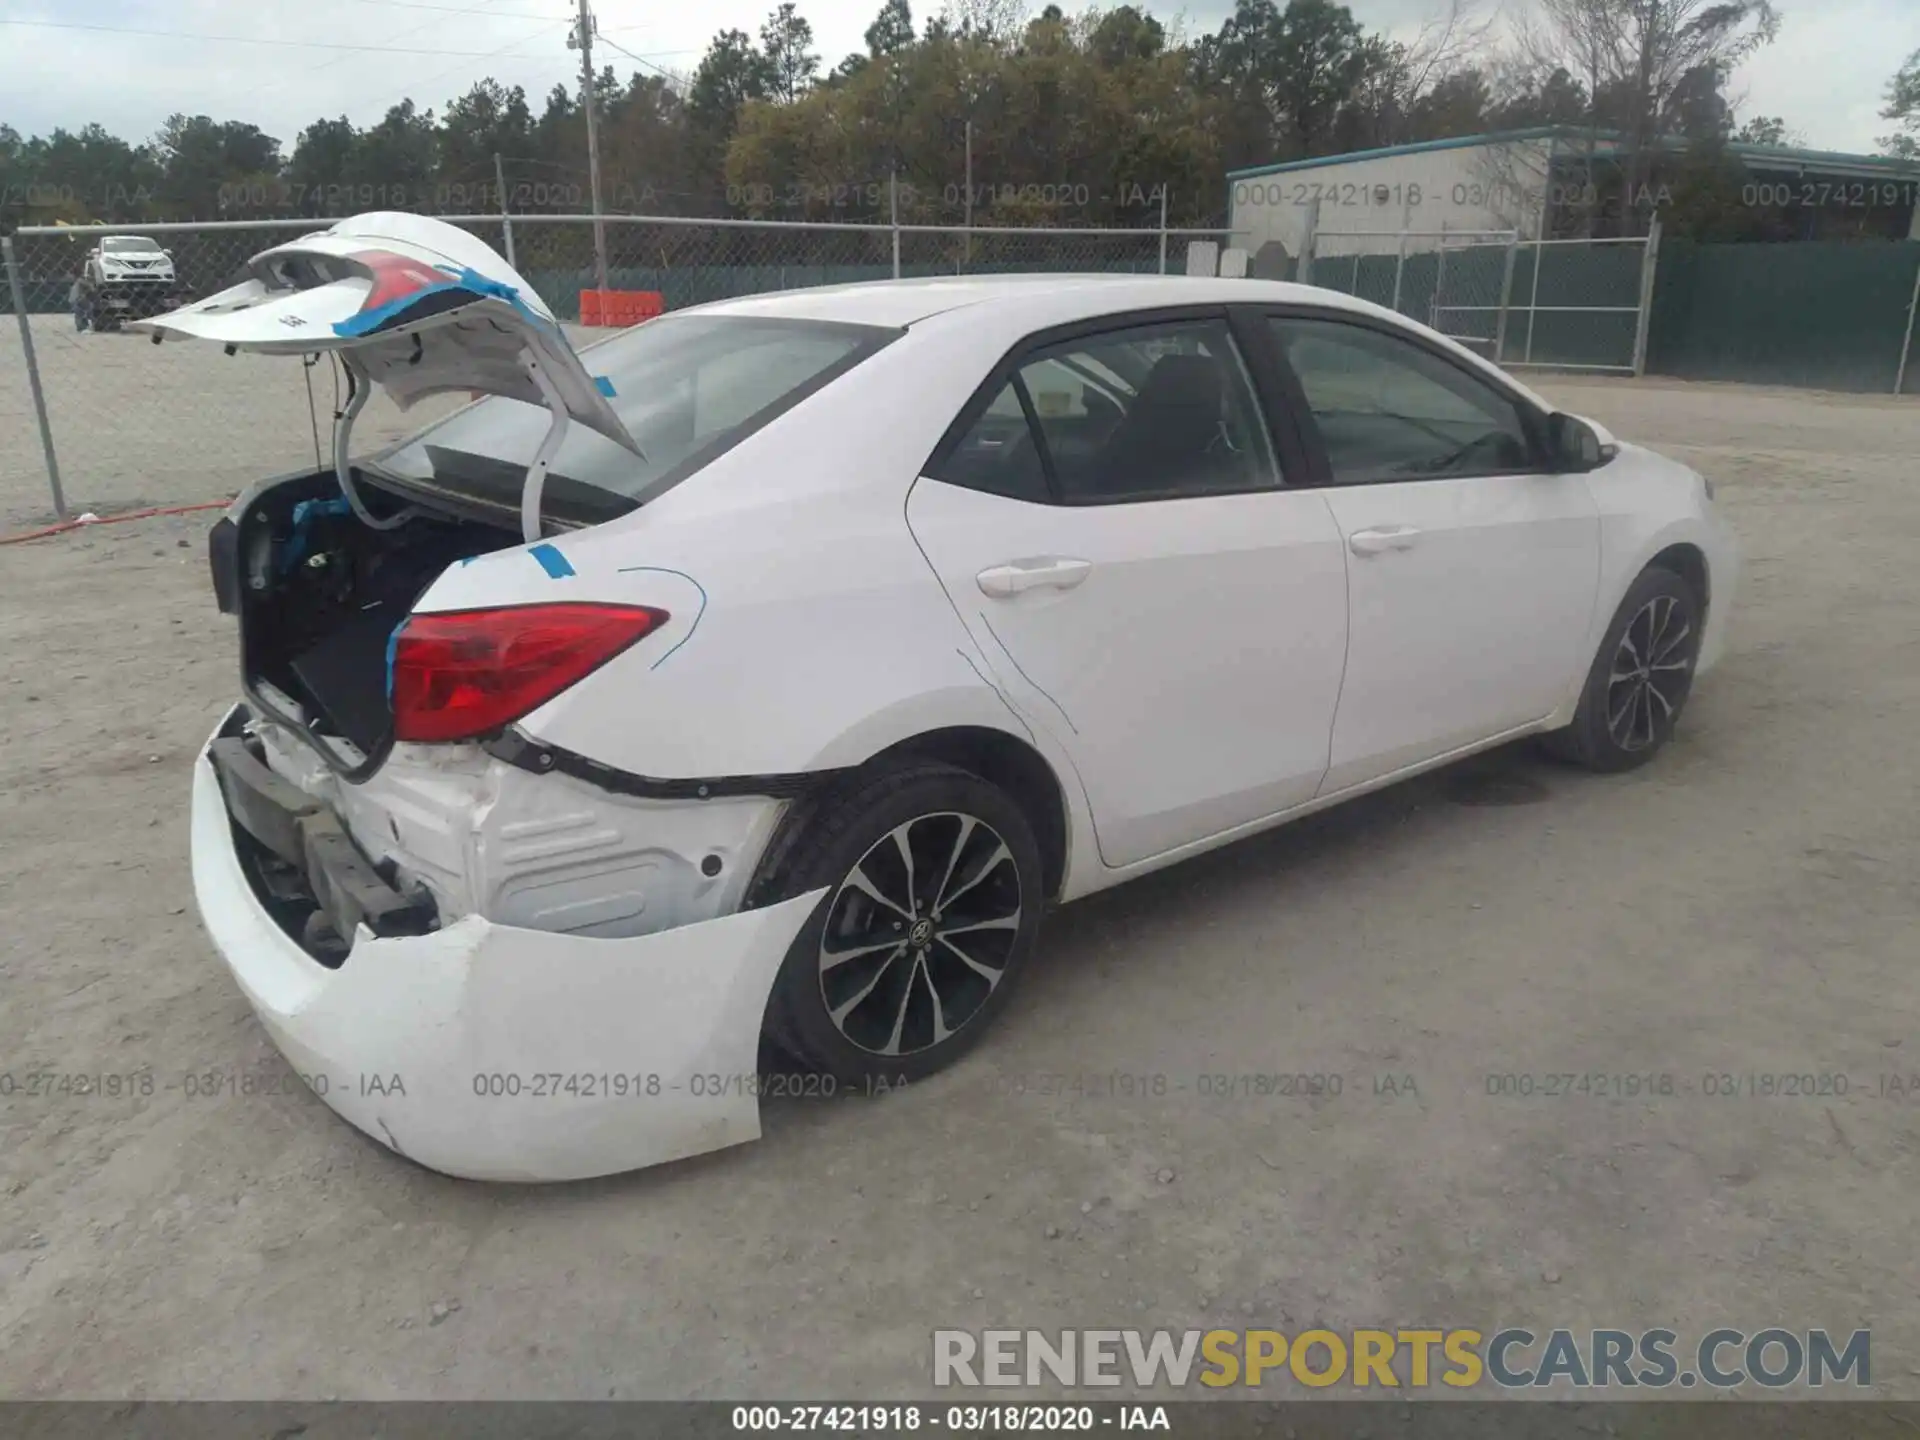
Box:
[1227,126,1920,262]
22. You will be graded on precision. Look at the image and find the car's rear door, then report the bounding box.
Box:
[1252,309,1600,792]
[905,308,1350,871]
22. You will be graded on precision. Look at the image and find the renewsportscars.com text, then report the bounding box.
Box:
[932,1327,1870,1390]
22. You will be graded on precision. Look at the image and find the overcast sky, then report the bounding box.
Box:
[1,0,1912,157]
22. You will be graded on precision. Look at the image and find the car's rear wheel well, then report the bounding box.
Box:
[1649,542,1708,616]
[743,727,1071,911]
[870,728,1069,901]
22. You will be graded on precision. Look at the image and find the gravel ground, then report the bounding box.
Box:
[1,373,1917,1401]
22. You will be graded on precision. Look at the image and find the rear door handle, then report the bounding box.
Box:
[1348,525,1421,556]
[976,557,1093,598]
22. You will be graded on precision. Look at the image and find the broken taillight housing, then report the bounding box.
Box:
[390,603,669,743]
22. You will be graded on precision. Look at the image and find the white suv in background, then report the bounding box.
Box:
[74,235,180,331]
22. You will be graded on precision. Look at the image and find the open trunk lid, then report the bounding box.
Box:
[132,211,632,444]
[133,212,637,542]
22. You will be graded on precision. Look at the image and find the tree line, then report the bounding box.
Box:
[3,0,1917,239]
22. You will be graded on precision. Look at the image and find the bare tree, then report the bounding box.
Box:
[1879,47,1920,160]
[940,0,1027,42]
[1506,0,1623,235]
[1508,0,1779,234]
[1338,0,1495,150]
[1395,0,1497,128]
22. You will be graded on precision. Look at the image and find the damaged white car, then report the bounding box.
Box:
[155,213,1735,1182]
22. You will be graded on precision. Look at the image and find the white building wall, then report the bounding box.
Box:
[1228,138,1556,261]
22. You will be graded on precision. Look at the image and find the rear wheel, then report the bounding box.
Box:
[1544,565,1701,772]
[760,762,1044,1085]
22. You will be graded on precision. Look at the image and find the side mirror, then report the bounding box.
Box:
[1546,411,1613,473]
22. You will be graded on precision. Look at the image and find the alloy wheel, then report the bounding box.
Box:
[816,812,1023,1057]
[1605,594,1694,752]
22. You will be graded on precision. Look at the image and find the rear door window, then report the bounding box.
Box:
[928,316,1281,507]
[1016,318,1278,503]
[928,380,1051,502]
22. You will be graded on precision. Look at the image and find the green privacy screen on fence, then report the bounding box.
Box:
[1649,240,1920,393]
[8,221,1915,393]
[1307,240,1647,370]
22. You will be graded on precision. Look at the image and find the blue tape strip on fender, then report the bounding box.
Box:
[529,544,574,579]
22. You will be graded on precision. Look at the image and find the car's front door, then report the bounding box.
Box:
[906,312,1350,870]
[1259,313,1601,792]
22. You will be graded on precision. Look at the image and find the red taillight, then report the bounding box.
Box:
[390,603,669,743]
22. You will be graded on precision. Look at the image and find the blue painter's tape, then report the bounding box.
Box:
[333,272,462,338]
[594,375,617,397]
[384,617,407,702]
[529,543,574,579]
[332,264,564,341]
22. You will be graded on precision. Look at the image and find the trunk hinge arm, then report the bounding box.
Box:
[332,353,418,531]
[519,344,570,545]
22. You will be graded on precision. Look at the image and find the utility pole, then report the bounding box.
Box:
[494,151,517,270]
[962,119,972,273]
[570,0,610,292]
[1157,185,1167,275]
[890,166,901,280]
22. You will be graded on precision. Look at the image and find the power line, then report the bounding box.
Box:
[345,0,562,16]
[340,20,573,120]
[230,0,535,108]
[597,33,688,80]
[0,16,565,57]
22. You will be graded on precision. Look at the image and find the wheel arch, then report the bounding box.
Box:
[747,723,1075,908]
[1555,514,1719,726]
[870,726,1071,902]
[1646,540,1710,618]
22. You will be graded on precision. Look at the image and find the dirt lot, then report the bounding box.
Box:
[1,374,1917,1401]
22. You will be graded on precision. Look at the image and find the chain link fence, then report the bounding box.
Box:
[2,214,1237,527]
[1306,225,1656,375]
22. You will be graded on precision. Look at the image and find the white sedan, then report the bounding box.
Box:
[155,214,1735,1181]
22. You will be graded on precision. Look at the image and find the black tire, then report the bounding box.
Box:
[1543,565,1701,772]
[758,761,1045,1086]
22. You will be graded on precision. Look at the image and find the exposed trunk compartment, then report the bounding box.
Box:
[213,470,520,767]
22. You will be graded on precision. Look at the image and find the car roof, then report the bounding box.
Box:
[681,273,1557,417]
[690,274,1385,328]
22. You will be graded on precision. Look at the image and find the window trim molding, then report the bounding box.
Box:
[1010,372,1062,504]
[922,304,1292,506]
[1247,304,1557,490]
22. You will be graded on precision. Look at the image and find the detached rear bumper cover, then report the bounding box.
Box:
[191,714,825,1182]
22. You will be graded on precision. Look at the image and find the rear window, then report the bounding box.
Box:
[371,315,895,517]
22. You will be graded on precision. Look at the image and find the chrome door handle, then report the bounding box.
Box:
[1348,526,1421,556]
[976,558,1093,598]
